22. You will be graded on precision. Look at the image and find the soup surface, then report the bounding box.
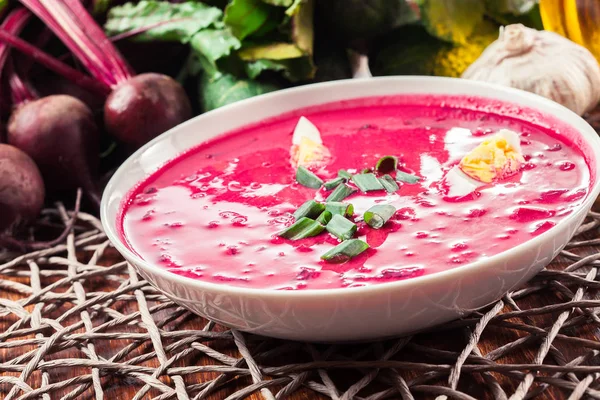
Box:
[120,95,591,290]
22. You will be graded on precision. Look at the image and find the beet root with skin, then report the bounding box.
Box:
[7,95,100,203]
[0,144,45,231]
[104,73,192,148]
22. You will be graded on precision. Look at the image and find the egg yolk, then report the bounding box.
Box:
[459,131,525,183]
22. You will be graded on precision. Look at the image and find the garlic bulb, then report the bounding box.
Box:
[462,24,600,116]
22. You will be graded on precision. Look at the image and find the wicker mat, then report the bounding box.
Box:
[2,203,600,400]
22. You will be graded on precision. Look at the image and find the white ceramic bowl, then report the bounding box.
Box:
[101,77,600,342]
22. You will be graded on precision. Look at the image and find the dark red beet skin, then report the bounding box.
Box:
[7,95,100,202]
[104,73,192,148]
[0,144,44,231]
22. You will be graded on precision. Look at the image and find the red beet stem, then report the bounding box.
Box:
[0,9,31,80]
[8,62,36,104]
[20,0,134,88]
[0,29,110,97]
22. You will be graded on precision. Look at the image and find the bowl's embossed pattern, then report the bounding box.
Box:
[102,77,600,341]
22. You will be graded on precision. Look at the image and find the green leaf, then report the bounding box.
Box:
[239,43,315,81]
[239,43,305,60]
[93,0,115,14]
[105,0,224,42]
[285,0,304,16]
[190,28,241,68]
[244,57,314,81]
[238,0,315,81]
[245,59,286,79]
[484,0,543,29]
[316,0,419,43]
[224,0,275,39]
[485,0,536,15]
[418,0,485,44]
[261,0,293,6]
[199,72,280,112]
[290,0,313,55]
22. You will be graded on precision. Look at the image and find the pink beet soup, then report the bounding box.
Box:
[119,95,592,290]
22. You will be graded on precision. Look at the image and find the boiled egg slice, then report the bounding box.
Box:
[445,129,525,197]
[459,129,525,183]
[290,117,330,168]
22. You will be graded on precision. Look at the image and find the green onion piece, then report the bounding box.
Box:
[379,174,399,193]
[364,204,396,229]
[296,166,323,189]
[338,169,352,180]
[361,168,372,174]
[352,173,384,192]
[325,202,354,217]
[278,217,324,240]
[326,183,356,202]
[323,177,345,191]
[321,239,369,263]
[293,199,325,220]
[396,171,420,184]
[326,214,357,241]
[375,156,398,174]
[316,210,332,225]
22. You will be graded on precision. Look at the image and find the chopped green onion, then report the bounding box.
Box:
[296,166,323,189]
[361,168,372,174]
[325,202,354,217]
[338,169,352,180]
[324,177,345,191]
[396,171,420,184]
[326,183,356,202]
[321,239,369,263]
[364,205,396,229]
[379,175,399,193]
[316,211,332,225]
[278,217,324,240]
[293,200,325,220]
[326,214,357,241]
[352,173,384,192]
[375,156,398,174]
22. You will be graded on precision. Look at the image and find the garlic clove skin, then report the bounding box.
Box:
[462,24,600,116]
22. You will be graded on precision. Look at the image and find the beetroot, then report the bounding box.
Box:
[0,144,44,231]
[105,73,192,148]
[0,9,102,205]
[7,95,101,204]
[19,0,193,148]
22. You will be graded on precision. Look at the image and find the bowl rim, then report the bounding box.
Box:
[100,76,600,299]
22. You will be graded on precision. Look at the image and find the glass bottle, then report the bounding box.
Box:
[540,0,600,62]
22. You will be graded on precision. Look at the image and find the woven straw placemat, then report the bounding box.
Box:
[1,200,600,400]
